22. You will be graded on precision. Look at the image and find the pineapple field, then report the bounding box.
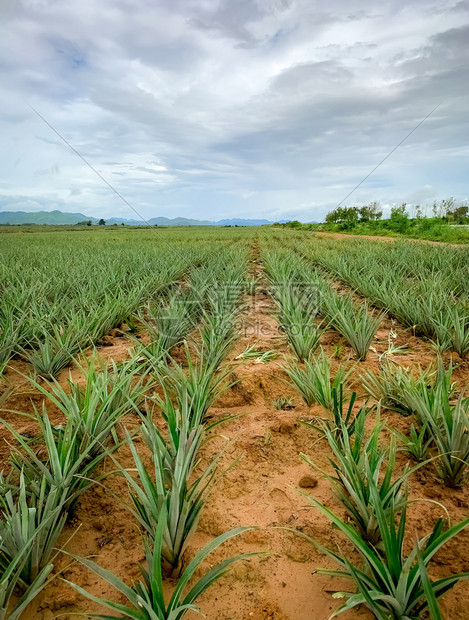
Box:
[0,226,468,619]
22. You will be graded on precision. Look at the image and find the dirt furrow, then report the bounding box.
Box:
[184,239,370,619]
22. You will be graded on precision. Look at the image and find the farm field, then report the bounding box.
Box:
[0,226,468,620]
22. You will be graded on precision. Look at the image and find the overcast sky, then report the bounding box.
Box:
[1,0,468,222]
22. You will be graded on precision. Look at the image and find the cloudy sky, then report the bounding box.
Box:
[1,0,468,222]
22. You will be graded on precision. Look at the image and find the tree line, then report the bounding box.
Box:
[324,198,468,232]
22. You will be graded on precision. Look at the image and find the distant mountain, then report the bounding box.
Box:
[147,216,213,226]
[0,210,99,225]
[0,210,293,227]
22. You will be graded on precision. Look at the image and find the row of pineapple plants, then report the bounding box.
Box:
[0,244,256,618]
[0,356,147,619]
[258,241,469,617]
[262,243,383,362]
[280,348,469,619]
[287,234,469,358]
[363,358,469,488]
[288,353,469,616]
[300,398,469,618]
[69,244,255,617]
[0,228,254,379]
